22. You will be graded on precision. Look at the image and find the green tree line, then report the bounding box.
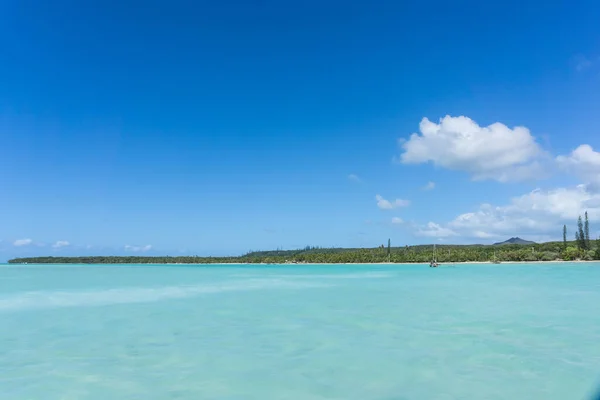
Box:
[8,240,600,265]
[9,213,600,265]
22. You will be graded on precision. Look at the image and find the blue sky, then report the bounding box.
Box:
[1,0,600,260]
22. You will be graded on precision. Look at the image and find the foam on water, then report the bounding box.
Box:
[234,271,394,279]
[0,279,329,312]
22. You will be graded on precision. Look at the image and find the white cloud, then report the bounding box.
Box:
[52,241,70,248]
[391,217,404,224]
[573,55,595,72]
[13,238,32,247]
[576,58,592,72]
[420,185,600,240]
[376,194,410,210]
[399,115,545,182]
[416,222,458,238]
[423,181,436,190]
[557,144,600,186]
[124,244,153,252]
[348,174,362,183]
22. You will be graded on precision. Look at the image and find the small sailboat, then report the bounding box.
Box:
[429,244,439,267]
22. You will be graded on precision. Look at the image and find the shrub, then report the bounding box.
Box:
[563,246,580,261]
[583,250,595,261]
[540,251,559,261]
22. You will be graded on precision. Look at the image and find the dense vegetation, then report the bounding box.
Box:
[8,240,600,265]
[9,214,600,265]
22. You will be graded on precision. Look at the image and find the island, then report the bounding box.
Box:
[8,238,600,265]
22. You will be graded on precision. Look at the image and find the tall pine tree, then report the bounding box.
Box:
[387,238,391,260]
[584,211,590,250]
[577,215,586,250]
[563,225,567,250]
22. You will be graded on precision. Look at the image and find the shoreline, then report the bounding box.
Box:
[5,260,599,266]
[200,260,599,265]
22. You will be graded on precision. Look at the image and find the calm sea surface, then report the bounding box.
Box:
[1,263,600,399]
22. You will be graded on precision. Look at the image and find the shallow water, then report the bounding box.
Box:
[1,263,600,399]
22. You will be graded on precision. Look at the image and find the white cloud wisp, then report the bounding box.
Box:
[416,222,458,238]
[348,174,362,183]
[376,194,410,210]
[423,181,435,191]
[13,238,33,247]
[124,244,153,252]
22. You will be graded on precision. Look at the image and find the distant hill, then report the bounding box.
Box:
[494,237,536,245]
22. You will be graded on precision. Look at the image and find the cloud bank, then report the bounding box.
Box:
[418,185,600,241]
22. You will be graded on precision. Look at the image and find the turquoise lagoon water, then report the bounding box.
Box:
[1,263,600,399]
